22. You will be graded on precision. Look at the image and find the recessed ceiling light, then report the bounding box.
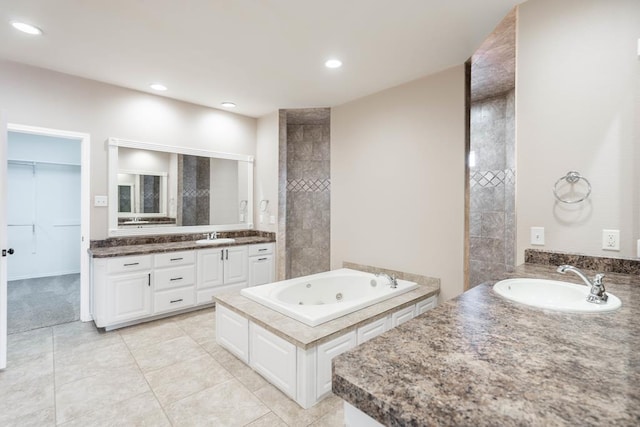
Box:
[221,102,236,108]
[150,83,167,91]
[325,59,342,69]
[11,21,43,35]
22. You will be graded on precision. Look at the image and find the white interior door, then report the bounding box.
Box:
[1,112,8,369]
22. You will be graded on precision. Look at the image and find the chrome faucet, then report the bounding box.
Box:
[206,231,218,240]
[556,265,608,304]
[375,273,398,289]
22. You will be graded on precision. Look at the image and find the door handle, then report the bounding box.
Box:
[2,248,15,256]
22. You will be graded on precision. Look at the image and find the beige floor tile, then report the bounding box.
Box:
[7,327,52,365]
[177,319,217,344]
[53,321,122,353]
[0,351,53,387]
[245,411,288,427]
[145,354,233,406]
[216,350,269,392]
[119,318,186,350]
[59,391,170,427]
[171,307,214,323]
[0,406,55,427]
[55,341,137,386]
[165,379,269,426]
[254,383,344,427]
[308,403,345,427]
[129,335,207,373]
[199,338,227,357]
[0,372,54,425]
[55,364,150,424]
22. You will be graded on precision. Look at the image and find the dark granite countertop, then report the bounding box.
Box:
[89,236,275,258]
[332,263,640,426]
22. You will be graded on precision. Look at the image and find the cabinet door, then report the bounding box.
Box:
[249,323,297,399]
[390,305,415,327]
[224,246,248,285]
[416,296,436,315]
[248,254,274,287]
[316,331,357,399]
[108,272,152,323]
[197,248,224,289]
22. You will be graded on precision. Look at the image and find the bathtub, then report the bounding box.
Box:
[240,268,418,326]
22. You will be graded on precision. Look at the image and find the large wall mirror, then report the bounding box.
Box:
[108,138,253,236]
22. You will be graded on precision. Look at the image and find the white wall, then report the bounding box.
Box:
[331,66,466,302]
[255,112,279,233]
[516,0,640,261]
[0,60,257,240]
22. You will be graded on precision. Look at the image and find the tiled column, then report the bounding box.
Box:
[469,90,516,286]
[280,109,331,279]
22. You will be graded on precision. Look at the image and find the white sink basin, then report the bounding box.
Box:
[122,220,150,224]
[195,238,236,245]
[493,278,621,313]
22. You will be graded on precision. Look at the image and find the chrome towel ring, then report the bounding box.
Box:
[553,171,591,204]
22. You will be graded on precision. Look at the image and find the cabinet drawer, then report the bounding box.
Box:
[155,266,196,291]
[154,287,195,314]
[248,243,274,256]
[107,255,152,274]
[154,251,195,268]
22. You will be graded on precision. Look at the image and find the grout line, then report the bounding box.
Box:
[121,328,175,427]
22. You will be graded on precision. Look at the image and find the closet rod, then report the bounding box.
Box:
[8,159,81,167]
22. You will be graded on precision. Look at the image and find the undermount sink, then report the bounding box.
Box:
[493,278,621,313]
[122,220,150,224]
[195,238,236,245]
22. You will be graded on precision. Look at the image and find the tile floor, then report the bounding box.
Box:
[0,307,345,426]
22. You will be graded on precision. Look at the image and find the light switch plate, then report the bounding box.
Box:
[94,195,108,207]
[530,227,545,245]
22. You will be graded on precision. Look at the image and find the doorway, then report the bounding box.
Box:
[4,124,90,334]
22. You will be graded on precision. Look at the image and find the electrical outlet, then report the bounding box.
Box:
[602,229,620,251]
[94,195,108,207]
[530,227,545,245]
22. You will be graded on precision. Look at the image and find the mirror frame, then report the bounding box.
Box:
[108,137,254,236]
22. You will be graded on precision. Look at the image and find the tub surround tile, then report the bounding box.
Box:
[333,264,640,426]
[215,265,439,349]
[89,232,275,258]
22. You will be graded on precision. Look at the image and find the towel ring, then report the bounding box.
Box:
[553,171,591,204]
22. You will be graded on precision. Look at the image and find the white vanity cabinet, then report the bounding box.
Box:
[248,243,275,287]
[92,255,153,327]
[196,245,249,304]
[91,242,275,329]
[153,251,196,313]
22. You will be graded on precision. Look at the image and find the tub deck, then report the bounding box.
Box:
[214,265,440,349]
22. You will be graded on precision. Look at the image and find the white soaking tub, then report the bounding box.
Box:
[240,268,418,326]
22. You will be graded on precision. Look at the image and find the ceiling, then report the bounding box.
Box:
[0,0,522,118]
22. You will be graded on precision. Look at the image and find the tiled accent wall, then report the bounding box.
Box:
[284,109,331,279]
[178,154,210,226]
[469,90,516,286]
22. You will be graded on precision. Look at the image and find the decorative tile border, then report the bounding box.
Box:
[286,178,331,193]
[470,168,515,188]
[525,249,640,275]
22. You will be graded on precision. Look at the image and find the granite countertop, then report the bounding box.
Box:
[215,281,440,349]
[332,264,640,426]
[89,236,275,258]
